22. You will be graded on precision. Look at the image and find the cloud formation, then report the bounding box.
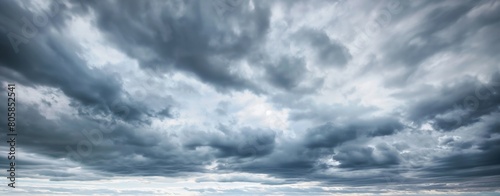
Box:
[0,0,499,195]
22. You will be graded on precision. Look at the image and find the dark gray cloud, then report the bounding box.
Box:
[399,72,500,131]
[214,116,404,181]
[333,142,400,169]
[378,0,500,87]
[0,0,149,123]
[423,141,500,180]
[184,125,276,158]
[265,56,307,90]
[155,105,177,119]
[1,0,500,194]
[304,122,358,149]
[303,117,403,149]
[295,28,352,67]
[384,1,476,66]
[0,99,209,177]
[68,0,271,93]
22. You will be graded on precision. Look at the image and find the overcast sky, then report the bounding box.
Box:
[1,0,500,195]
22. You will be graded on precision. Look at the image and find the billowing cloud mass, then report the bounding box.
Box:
[0,0,499,195]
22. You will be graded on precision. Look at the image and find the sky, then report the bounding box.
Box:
[0,0,500,195]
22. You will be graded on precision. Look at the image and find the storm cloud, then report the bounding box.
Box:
[1,0,499,195]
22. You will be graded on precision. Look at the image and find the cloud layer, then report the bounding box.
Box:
[0,0,499,195]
